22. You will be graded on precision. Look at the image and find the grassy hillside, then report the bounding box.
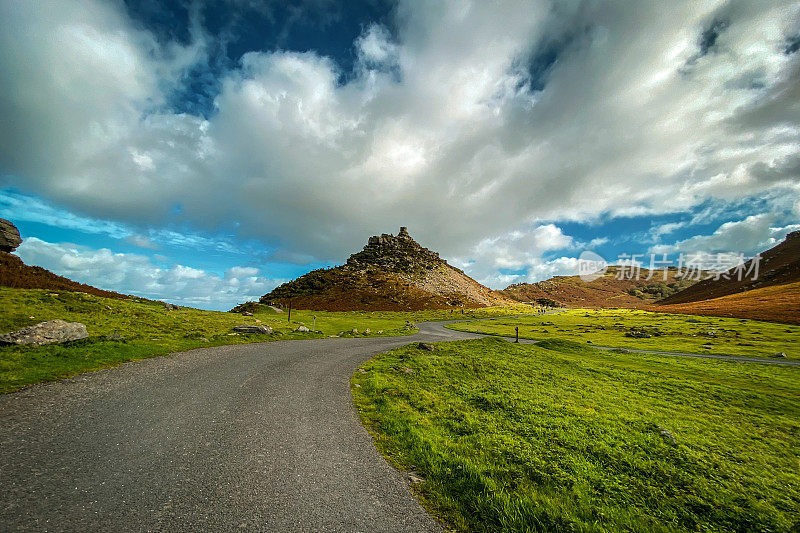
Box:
[353,337,800,532]
[0,288,534,393]
[447,308,799,359]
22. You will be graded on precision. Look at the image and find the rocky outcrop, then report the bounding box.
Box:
[233,325,273,334]
[345,226,442,274]
[0,320,88,346]
[256,227,515,311]
[0,219,22,252]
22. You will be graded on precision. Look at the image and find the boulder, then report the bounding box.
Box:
[418,342,435,351]
[0,218,22,252]
[295,325,310,333]
[233,325,273,334]
[0,320,88,346]
[241,311,253,316]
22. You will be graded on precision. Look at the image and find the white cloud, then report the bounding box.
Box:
[14,237,280,311]
[650,214,800,255]
[1,0,800,276]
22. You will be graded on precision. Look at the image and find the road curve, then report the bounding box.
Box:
[2,320,794,532]
[0,326,481,532]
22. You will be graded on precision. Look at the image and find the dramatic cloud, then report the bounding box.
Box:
[15,238,280,310]
[651,214,800,255]
[2,0,799,289]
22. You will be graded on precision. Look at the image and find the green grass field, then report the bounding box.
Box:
[352,337,800,532]
[0,288,534,393]
[446,308,799,359]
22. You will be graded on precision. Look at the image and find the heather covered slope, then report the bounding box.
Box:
[652,281,800,325]
[659,230,800,305]
[0,251,130,300]
[260,227,515,311]
[502,266,697,308]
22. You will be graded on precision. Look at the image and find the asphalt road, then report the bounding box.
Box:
[0,323,481,533]
[1,320,795,532]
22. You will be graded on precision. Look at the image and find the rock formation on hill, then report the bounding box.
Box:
[258,227,515,311]
[0,218,22,252]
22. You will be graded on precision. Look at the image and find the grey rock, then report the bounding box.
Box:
[625,331,652,339]
[657,426,677,445]
[0,320,88,346]
[106,333,123,341]
[0,218,22,252]
[295,326,310,333]
[232,325,273,334]
[418,342,435,351]
[774,352,787,358]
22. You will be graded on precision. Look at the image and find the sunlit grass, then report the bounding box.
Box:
[353,337,800,532]
[447,308,800,359]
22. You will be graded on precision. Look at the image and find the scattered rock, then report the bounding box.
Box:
[295,325,310,333]
[0,320,88,346]
[407,471,425,484]
[625,331,652,339]
[418,342,435,351]
[163,302,172,311]
[358,368,368,374]
[774,352,787,358]
[0,218,22,252]
[353,383,361,388]
[657,426,677,445]
[233,325,273,334]
[200,338,209,343]
[106,332,123,341]
[351,328,359,334]
[241,311,253,316]
[401,366,415,374]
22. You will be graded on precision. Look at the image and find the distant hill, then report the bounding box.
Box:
[258,227,516,311]
[0,252,130,300]
[652,280,800,325]
[653,229,800,324]
[502,266,698,308]
[658,230,800,305]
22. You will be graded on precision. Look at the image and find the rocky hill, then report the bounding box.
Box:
[0,218,130,300]
[259,227,516,311]
[502,266,698,308]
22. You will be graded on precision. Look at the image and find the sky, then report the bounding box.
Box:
[1,0,799,310]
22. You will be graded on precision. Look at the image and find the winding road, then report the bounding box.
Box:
[0,320,795,532]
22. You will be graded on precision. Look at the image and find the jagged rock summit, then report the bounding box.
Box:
[0,218,22,252]
[257,227,515,311]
